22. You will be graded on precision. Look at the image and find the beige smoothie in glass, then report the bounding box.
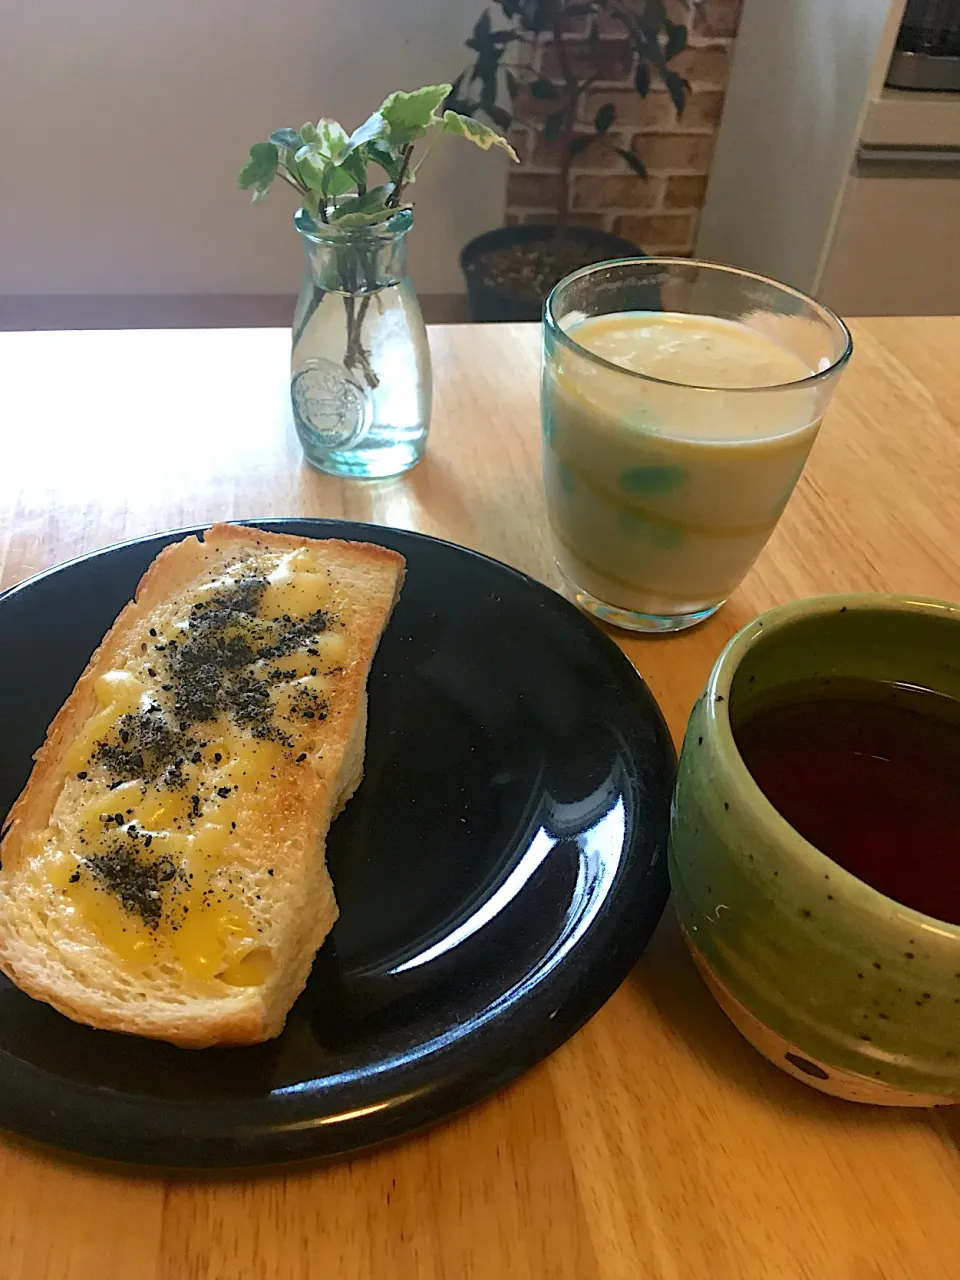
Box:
[541,269,851,633]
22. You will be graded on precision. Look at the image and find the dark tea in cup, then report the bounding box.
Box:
[733,677,960,925]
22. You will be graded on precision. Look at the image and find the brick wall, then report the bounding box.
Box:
[504,0,743,255]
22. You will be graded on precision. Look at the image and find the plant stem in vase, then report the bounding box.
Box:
[239,85,517,479]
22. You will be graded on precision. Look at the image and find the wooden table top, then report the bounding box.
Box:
[2,319,960,1279]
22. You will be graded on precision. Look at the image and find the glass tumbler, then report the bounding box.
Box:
[541,259,852,632]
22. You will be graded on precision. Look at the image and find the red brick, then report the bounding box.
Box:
[676,89,726,131]
[594,0,690,36]
[529,130,627,171]
[613,212,696,251]
[662,0,692,22]
[511,83,571,124]
[671,44,731,87]
[572,211,612,230]
[663,174,709,208]
[506,171,561,210]
[581,89,676,130]
[592,7,634,37]
[694,0,744,39]
[628,132,716,172]
[540,38,634,83]
[507,126,531,163]
[581,87,721,132]
[572,174,664,211]
[556,12,590,36]
[515,210,612,231]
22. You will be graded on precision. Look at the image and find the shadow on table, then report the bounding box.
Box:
[295,451,486,559]
[630,906,945,1134]
[929,1102,960,1151]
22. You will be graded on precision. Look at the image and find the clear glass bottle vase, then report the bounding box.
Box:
[290,207,431,479]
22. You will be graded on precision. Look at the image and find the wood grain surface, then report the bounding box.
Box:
[1,319,959,1279]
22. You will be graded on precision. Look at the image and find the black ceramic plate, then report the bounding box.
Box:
[0,519,674,1168]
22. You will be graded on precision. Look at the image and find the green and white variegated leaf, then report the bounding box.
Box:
[242,83,515,220]
[281,146,304,186]
[314,118,349,161]
[328,185,394,222]
[379,84,452,144]
[237,141,280,199]
[331,204,412,229]
[321,165,357,199]
[293,146,328,193]
[366,140,404,182]
[268,128,302,150]
[441,111,519,160]
[342,110,388,157]
[293,142,357,197]
[336,148,369,189]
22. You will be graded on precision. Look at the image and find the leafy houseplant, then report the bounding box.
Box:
[239,85,516,479]
[450,0,690,321]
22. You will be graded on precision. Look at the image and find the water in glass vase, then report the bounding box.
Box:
[291,208,432,479]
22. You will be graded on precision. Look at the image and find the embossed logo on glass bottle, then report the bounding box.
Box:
[291,359,370,451]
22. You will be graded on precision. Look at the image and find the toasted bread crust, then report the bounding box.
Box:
[0,524,404,1047]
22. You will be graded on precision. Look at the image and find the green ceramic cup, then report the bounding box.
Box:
[668,594,960,1105]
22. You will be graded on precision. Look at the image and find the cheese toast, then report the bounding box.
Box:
[0,523,404,1048]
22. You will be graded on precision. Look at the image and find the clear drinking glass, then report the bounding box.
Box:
[541,259,852,632]
[291,207,431,480]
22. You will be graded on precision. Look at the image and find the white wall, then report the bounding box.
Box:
[694,0,898,294]
[0,0,504,299]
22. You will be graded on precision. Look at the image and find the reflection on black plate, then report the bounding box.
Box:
[0,519,674,1168]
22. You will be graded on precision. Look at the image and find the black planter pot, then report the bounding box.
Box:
[459,223,641,324]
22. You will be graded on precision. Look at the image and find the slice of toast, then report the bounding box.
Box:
[0,523,404,1048]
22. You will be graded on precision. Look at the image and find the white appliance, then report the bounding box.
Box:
[695,0,960,315]
[888,0,960,91]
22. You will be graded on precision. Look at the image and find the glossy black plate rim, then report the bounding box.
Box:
[0,519,673,1169]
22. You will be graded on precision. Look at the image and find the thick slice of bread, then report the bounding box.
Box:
[0,524,404,1048]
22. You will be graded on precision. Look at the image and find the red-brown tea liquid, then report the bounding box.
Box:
[733,678,960,925]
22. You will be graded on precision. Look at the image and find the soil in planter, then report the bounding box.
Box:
[470,237,631,306]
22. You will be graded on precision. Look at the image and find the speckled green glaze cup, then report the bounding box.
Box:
[669,594,960,1105]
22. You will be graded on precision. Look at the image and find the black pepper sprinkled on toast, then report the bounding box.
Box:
[80,849,180,930]
[91,711,180,783]
[66,559,342,933]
